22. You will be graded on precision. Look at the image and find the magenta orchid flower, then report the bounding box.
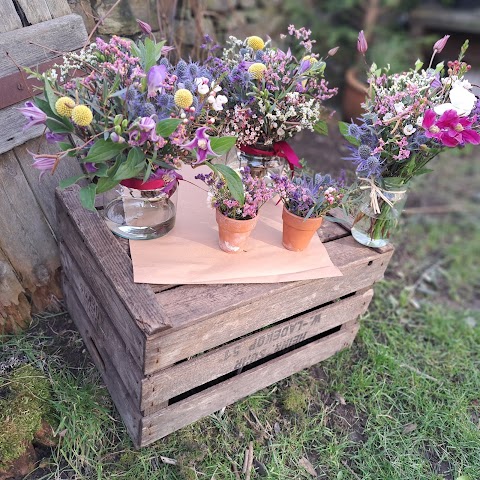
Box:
[357,30,368,55]
[181,127,219,165]
[147,64,167,97]
[151,169,183,195]
[28,150,56,177]
[17,101,47,130]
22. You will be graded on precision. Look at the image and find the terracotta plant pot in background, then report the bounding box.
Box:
[342,67,369,122]
[282,207,323,252]
[215,209,258,253]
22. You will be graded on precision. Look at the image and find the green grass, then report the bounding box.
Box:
[1,153,479,480]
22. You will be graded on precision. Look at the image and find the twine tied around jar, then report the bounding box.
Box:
[357,177,407,214]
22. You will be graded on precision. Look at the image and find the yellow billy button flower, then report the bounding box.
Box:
[302,55,318,65]
[55,96,75,117]
[248,63,267,80]
[247,36,265,51]
[174,89,194,109]
[71,105,93,126]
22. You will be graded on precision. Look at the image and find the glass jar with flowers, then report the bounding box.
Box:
[341,34,480,248]
[272,171,344,251]
[202,27,338,178]
[20,22,237,240]
[195,167,274,253]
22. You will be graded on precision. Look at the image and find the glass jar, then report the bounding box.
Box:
[100,181,178,240]
[350,179,408,248]
[236,144,286,178]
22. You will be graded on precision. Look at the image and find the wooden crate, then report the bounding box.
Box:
[56,186,394,447]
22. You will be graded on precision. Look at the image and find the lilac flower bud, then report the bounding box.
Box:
[433,35,450,53]
[357,30,368,55]
[136,19,152,35]
[327,46,339,57]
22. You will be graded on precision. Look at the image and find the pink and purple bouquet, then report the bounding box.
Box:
[195,167,274,220]
[272,171,344,219]
[20,28,236,210]
[202,26,338,168]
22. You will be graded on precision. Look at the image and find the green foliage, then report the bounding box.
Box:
[209,163,245,206]
[83,139,127,164]
[0,365,51,468]
[79,183,97,211]
[156,118,183,138]
[210,136,237,156]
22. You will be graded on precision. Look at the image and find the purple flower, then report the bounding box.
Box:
[17,101,47,130]
[45,132,67,144]
[84,162,98,173]
[136,19,152,35]
[327,46,339,57]
[181,127,219,165]
[151,169,183,195]
[357,30,368,55]
[147,65,167,97]
[28,150,56,177]
[299,59,311,74]
[433,35,450,53]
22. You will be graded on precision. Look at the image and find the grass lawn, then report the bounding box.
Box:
[1,150,479,479]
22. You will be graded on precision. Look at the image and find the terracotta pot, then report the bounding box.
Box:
[215,209,258,253]
[282,207,323,252]
[342,67,369,122]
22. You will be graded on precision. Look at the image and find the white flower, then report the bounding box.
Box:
[383,112,394,122]
[453,78,472,90]
[416,116,424,126]
[394,102,405,113]
[434,85,476,116]
[197,84,209,95]
[403,124,416,136]
[211,94,228,111]
[211,83,222,93]
[207,95,215,104]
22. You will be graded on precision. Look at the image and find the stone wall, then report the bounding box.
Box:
[68,0,287,54]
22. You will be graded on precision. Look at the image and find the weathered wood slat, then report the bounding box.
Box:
[142,290,373,413]
[0,1,22,33]
[44,0,71,17]
[0,149,61,310]
[0,14,87,78]
[14,139,82,235]
[62,275,142,444]
[15,0,52,25]
[57,186,171,334]
[317,218,350,243]
[140,323,359,446]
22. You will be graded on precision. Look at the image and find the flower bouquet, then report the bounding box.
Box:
[272,171,344,251]
[341,35,480,247]
[202,26,338,176]
[20,25,238,239]
[195,167,274,253]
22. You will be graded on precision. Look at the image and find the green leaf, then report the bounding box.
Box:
[94,164,110,177]
[338,121,360,146]
[59,174,86,189]
[58,141,74,152]
[414,59,423,72]
[34,97,56,118]
[95,157,122,194]
[210,136,237,156]
[83,139,127,163]
[46,117,74,134]
[156,118,182,138]
[414,168,434,176]
[313,120,328,136]
[79,184,97,211]
[43,79,57,112]
[143,162,152,183]
[211,163,245,206]
[113,147,146,182]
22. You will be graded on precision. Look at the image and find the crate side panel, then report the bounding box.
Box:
[61,243,143,403]
[142,289,373,411]
[146,242,391,372]
[57,206,146,365]
[62,276,142,446]
[140,324,359,446]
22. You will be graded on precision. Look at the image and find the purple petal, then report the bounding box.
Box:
[147,65,167,97]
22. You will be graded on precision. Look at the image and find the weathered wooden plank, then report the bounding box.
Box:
[317,219,350,243]
[61,243,144,398]
[0,247,31,334]
[0,1,22,33]
[57,186,171,334]
[15,0,52,25]
[44,0,72,18]
[57,207,147,365]
[62,276,142,445]
[0,149,61,309]
[140,324,359,446]
[146,237,391,372]
[14,139,83,235]
[0,14,88,78]
[142,290,373,413]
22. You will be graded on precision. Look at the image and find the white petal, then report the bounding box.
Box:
[450,86,476,116]
[434,103,455,115]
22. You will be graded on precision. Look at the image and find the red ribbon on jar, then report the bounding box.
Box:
[239,141,301,170]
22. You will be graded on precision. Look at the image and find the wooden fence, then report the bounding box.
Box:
[0,0,87,333]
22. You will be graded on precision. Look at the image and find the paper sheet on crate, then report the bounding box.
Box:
[129,166,342,284]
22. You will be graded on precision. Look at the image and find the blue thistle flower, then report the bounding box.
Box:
[176,60,188,79]
[159,57,171,68]
[356,155,383,177]
[187,62,199,78]
[255,50,264,61]
[347,123,363,139]
[125,88,139,102]
[183,80,195,92]
[141,103,156,117]
[358,144,372,160]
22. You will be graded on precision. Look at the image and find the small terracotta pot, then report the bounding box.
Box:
[282,207,323,252]
[215,209,258,253]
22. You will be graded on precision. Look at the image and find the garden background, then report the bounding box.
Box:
[1,0,479,479]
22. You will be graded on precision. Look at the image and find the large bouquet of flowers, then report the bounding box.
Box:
[20,28,236,211]
[342,35,480,246]
[202,26,338,169]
